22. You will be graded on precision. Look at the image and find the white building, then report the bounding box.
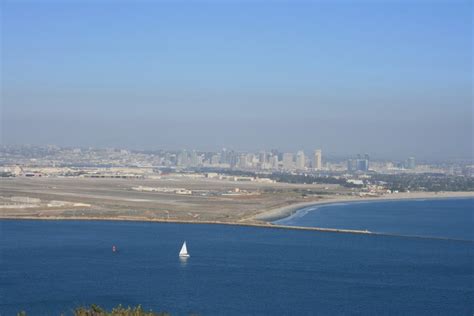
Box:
[282,153,294,170]
[314,149,322,170]
[296,150,305,170]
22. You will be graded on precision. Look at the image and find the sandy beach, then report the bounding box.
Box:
[252,191,474,222]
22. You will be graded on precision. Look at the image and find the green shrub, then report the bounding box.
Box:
[74,304,169,316]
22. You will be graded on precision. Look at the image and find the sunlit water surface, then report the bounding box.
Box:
[0,198,472,315]
[275,198,474,241]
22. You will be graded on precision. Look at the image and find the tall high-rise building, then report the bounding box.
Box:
[247,153,256,168]
[296,150,305,170]
[282,153,294,170]
[357,159,368,171]
[271,155,279,169]
[189,150,199,167]
[314,149,322,170]
[407,157,416,169]
[347,159,357,172]
[220,148,229,164]
[229,151,238,168]
[177,150,189,167]
[238,153,250,169]
[348,153,369,172]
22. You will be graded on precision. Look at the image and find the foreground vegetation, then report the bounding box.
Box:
[18,305,171,316]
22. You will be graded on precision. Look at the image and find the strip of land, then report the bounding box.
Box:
[1,177,472,228]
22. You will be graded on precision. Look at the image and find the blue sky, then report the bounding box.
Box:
[1,0,472,159]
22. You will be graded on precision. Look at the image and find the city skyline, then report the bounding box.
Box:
[3,143,472,182]
[0,143,454,163]
[2,1,472,160]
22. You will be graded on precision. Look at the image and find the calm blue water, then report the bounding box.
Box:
[0,215,473,315]
[275,198,474,241]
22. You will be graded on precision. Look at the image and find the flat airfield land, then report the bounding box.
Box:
[1,177,472,226]
[0,177,348,223]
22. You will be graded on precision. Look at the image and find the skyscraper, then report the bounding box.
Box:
[296,150,305,170]
[220,148,229,164]
[348,154,369,172]
[314,149,322,170]
[347,159,357,172]
[407,157,416,169]
[282,153,294,170]
[189,150,199,167]
[177,150,189,167]
[271,155,279,169]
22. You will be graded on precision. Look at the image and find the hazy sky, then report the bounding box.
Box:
[1,0,472,159]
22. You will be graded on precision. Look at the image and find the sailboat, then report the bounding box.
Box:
[179,241,190,258]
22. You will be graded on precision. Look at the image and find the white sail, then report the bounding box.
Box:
[179,241,190,257]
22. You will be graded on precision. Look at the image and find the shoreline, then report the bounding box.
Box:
[0,191,472,241]
[0,212,472,243]
[251,191,474,222]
